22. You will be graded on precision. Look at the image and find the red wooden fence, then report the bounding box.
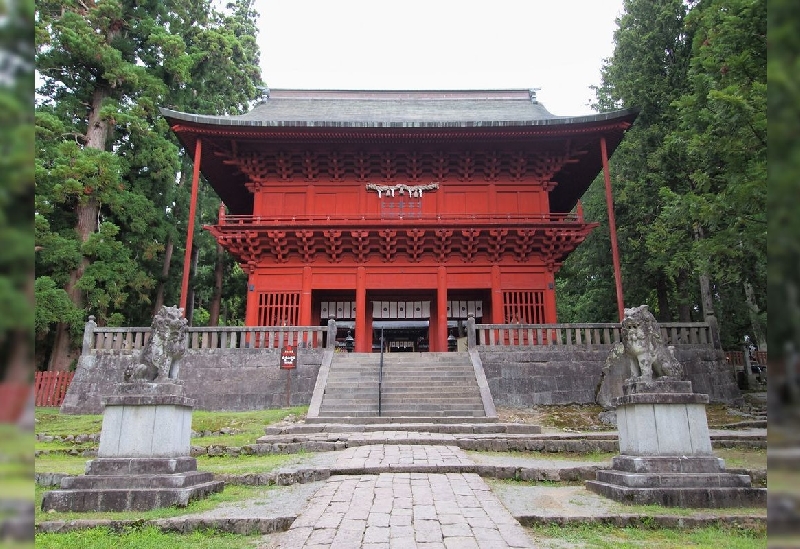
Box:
[34,371,74,407]
[725,350,768,368]
[0,383,32,422]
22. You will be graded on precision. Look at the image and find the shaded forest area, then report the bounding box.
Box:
[556,0,766,353]
[27,0,769,375]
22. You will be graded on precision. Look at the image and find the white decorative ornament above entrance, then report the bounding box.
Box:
[366,182,439,198]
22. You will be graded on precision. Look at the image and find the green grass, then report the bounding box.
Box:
[527,523,766,549]
[1,425,34,502]
[35,451,304,478]
[35,406,308,436]
[35,484,277,524]
[34,409,104,436]
[34,406,308,452]
[714,447,767,470]
[194,453,308,474]
[34,525,259,549]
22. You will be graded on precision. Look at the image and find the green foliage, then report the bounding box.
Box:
[766,0,800,355]
[559,0,766,350]
[35,522,259,548]
[526,523,765,549]
[0,0,35,380]
[35,0,263,367]
[34,277,82,336]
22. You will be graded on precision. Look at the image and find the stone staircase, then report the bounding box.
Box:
[313,352,491,422]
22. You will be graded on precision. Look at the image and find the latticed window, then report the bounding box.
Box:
[502,290,545,324]
[257,292,300,326]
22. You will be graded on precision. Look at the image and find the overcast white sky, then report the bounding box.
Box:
[253,0,625,116]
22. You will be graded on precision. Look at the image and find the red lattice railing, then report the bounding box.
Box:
[34,371,74,407]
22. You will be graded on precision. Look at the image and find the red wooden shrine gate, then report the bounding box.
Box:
[163,90,636,352]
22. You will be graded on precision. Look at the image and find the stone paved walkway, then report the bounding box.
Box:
[278,471,534,548]
[273,444,534,548]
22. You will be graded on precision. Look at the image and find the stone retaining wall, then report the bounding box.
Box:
[61,343,740,414]
[479,345,742,406]
[60,348,324,415]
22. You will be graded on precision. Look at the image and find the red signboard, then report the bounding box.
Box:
[280,346,297,369]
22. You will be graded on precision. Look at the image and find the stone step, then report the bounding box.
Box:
[305,415,499,424]
[61,471,216,490]
[380,395,483,403]
[595,470,753,489]
[379,405,484,412]
[585,480,767,508]
[381,385,478,390]
[380,374,476,378]
[41,481,224,512]
[319,403,483,412]
[263,422,541,435]
[322,394,481,402]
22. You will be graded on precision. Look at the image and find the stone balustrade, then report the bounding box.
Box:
[469,320,713,349]
[83,317,328,352]
[82,316,712,353]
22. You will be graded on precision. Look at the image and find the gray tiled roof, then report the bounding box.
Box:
[160,89,631,128]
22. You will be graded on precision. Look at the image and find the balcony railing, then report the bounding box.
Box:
[217,211,584,228]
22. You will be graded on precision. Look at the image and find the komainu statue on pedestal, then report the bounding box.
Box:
[620,305,683,381]
[123,306,187,382]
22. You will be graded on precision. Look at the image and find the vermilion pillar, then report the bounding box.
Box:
[300,266,312,327]
[437,266,448,352]
[544,270,557,322]
[491,265,504,324]
[355,267,367,352]
[180,137,202,315]
[601,136,625,322]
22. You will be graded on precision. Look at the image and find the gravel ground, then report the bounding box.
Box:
[181,481,324,521]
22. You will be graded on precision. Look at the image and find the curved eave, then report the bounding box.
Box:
[161,108,638,216]
[159,106,638,130]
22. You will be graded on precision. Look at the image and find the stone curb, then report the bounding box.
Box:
[37,466,767,488]
[36,516,294,535]
[36,433,766,458]
[516,514,767,529]
[36,512,767,536]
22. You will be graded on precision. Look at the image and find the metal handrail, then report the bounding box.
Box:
[378,328,384,417]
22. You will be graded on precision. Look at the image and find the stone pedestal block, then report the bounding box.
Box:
[41,457,223,512]
[586,379,766,508]
[41,382,224,512]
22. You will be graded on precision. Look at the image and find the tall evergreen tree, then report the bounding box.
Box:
[35,0,262,370]
[0,0,35,382]
[560,0,695,321]
[558,0,766,350]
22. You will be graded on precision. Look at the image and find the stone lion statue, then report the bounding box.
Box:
[124,306,188,382]
[620,305,683,381]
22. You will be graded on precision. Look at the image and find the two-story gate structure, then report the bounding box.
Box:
[161,89,637,353]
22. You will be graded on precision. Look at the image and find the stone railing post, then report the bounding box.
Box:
[467,314,476,350]
[706,313,722,350]
[327,317,337,349]
[82,315,97,354]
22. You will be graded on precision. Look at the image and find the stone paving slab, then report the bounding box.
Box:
[333,445,474,473]
[488,481,767,526]
[276,472,535,548]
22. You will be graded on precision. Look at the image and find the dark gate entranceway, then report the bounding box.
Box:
[373,321,429,352]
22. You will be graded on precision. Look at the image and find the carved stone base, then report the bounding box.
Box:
[587,382,766,507]
[41,457,223,512]
[585,455,765,507]
[616,379,712,456]
[98,383,194,458]
[41,382,222,513]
